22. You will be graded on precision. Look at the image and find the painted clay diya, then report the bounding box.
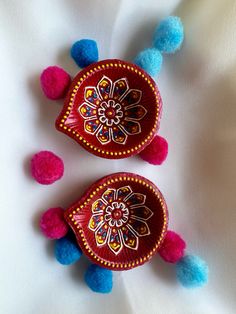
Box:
[56,59,162,159]
[64,172,168,270]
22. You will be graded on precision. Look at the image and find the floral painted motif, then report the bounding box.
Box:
[78,76,147,145]
[88,186,153,255]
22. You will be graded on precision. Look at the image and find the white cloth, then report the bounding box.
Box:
[1,1,236,313]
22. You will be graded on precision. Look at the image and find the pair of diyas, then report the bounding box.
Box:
[35,16,208,293]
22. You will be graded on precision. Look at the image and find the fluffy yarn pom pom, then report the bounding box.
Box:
[176,255,209,288]
[71,39,99,68]
[31,151,64,185]
[139,135,168,165]
[84,264,113,293]
[159,231,186,263]
[40,207,69,239]
[134,48,163,76]
[40,66,71,100]
[55,234,82,265]
[153,16,184,53]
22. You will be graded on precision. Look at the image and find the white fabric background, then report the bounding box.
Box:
[1,1,236,313]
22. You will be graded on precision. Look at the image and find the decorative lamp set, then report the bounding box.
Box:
[31,16,208,293]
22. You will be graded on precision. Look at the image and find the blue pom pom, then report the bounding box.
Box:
[71,39,99,68]
[134,48,163,76]
[176,255,209,288]
[84,264,113,293]
[153,16,184,53]
[55,234,82,265]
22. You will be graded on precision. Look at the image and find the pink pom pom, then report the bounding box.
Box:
[40,66,71,100]
[31,151,64,185]
[40,207,69,239]
[159,230,186,263]
[139,135,168,165]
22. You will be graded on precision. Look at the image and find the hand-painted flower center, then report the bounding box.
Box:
[111,208,123,219]
[105,108,116,119]
[98,100,123,127]
[105,201,129,228]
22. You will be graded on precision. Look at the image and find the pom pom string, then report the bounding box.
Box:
[84,264,113,293]
[71,39,99,68]
[159,230,186,263]
[139,135,168,165]
[55,233,82,265]
[40,207,69,239]
[176,255,209,288]
[153,16,184,54]
[134,48,163,77]
[31,151,64,185]
[134,16,184,76]
[40,66,71,100]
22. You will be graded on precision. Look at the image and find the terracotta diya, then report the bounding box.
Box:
[56,59,162,159]
[64,172,168,270]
